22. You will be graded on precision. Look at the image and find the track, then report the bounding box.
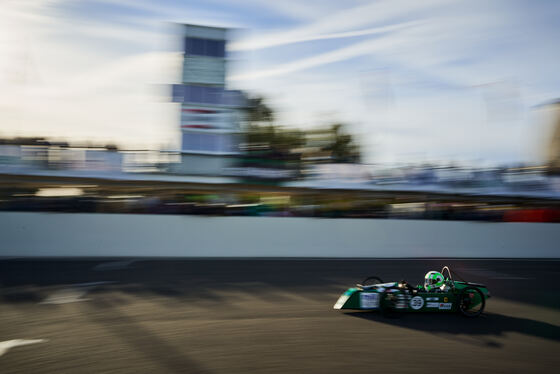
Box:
[1,259,559,373]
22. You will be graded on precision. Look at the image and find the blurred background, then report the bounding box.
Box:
[0,1,559,373]
[1,0,560,222]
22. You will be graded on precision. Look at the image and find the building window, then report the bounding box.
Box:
[184,37,225,58]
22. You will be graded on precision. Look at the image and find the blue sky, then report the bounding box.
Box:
[0,0,559,165]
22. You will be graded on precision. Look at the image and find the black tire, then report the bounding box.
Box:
[381,292,404,319]
[458,287,485,317]
[361,276,384,286]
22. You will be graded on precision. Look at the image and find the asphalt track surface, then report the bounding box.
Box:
[1,259,559,373]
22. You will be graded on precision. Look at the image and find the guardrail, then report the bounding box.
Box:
[0,212,558,257]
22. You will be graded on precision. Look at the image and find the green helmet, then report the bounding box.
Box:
[424,271,445,291]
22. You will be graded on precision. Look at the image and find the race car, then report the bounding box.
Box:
[334,266,490,317]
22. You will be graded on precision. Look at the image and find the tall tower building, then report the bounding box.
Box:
[544,100,560,174]
[171,24,244,175]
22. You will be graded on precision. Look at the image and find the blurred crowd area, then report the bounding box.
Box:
[2,183,560,223]
[0,136,558,187]
[1,136,560,223]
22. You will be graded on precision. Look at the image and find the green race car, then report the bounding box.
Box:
[334,266,490,317]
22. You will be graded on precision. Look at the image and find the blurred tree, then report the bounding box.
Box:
[242,96,302,181]
[241,96,362,182]
[245,95,304,153]
[322,123,361,163]
[246,124,304,153]
[247,96,274,124]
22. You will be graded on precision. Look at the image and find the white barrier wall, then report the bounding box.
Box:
[0,212,558,258]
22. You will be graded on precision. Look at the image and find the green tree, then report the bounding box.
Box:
[323,123,361,163]
[247,96,274,124]
[245,95,304,153]
[243,96,362,167]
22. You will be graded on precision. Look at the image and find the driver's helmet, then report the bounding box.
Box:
[424,271,445,291]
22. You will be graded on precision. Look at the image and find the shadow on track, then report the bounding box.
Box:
[346,311,560,347]
[2,259,559,310]
[86,296,212,374]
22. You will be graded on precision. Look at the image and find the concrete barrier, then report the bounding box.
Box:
[0,212,558,257]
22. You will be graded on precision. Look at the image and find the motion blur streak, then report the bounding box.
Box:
[0,1,559,373]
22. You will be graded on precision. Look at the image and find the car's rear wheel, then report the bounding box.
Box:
[458,287,485,317]
[381,292,404,318]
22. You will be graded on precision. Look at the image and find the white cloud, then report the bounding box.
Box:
[229,20,422,51]
[0,0,182,149]
[226,0,335,22]
[229,31,410,81]
[231,0,445,51]
[1,50,181,148]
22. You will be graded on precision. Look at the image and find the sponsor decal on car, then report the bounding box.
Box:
[426,302,440,308]
[360,292,380,309]
[410,296,424,310]
[443,297,449,302]
[438,302,452,310]
[426,297,439,301]
[396,294,408,309]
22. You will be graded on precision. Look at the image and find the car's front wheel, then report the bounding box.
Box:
[458,287,485,317]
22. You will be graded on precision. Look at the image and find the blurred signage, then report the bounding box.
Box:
[181,106,236,130]
[171,85,244,107]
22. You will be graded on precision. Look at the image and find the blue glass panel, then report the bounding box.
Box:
[191,38,205,55]
[171,85,185,102]
[184,37,225,57]
[190,85,204,102]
